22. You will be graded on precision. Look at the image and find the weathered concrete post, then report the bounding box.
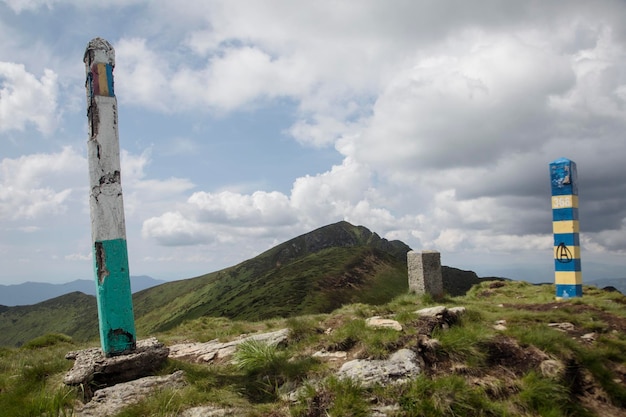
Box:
[407,250,443,297]
[549,157,582,299]
[84,38,137,355]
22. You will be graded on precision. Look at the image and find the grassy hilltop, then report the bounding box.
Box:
[1,221,625,415]
[1,280,625,416]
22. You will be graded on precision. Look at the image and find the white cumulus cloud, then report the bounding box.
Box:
[0,62,59,134]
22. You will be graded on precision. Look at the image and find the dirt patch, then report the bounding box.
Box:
[482,335,549,375]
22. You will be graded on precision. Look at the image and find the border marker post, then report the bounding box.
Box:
[549,157,582,299]
[84,38,137,356]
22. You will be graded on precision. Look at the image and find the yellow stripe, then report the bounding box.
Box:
[555,271,582,285]
[98,63,109,96]
[552,220,579,234]
[553,245,580,259]
[551,195,578,209]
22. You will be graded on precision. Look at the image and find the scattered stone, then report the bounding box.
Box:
[169,328,289,363]
[493,319,507,331]
[414,305,466,324]
[179,405,245,417]
[417,334,441,351]
[448,306,467,317]
[451,363,470,374]
[540,359,565,379]
[74,370,185,417]
[312,349,348,360]
[337,349,422,386]
[371,404,401,416]
[548,322,575,332]
[415,305,447,318]
[581,332,597,342]
[64,337,169,391]
[366,316,403,331]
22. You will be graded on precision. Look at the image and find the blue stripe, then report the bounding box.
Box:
[553,233,579,246]
[554,259,581,271]
[106,64,115,97]
[552,207,579,221]
[550,186,575,196]
[556,284,582,298]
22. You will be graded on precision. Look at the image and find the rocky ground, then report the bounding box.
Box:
[63,298,626,417]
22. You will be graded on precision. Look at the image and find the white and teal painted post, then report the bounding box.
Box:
[549,157,582,299]
[84,38,137,356]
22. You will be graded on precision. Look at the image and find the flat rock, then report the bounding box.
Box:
[337,349,422,386]
[581,332,597,342]
[548,322,575,332]
[312,349,348,360]
[74,370,185,417]
[366,316,403,331]
[169,328,289,363]
[64,337,169,389]
[448,306,467,317]
[179,405,245,417]
[415,306,447,317]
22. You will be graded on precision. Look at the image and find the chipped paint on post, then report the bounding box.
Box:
[85,38,136,356]
[549,157,582,299]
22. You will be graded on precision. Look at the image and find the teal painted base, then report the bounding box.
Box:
[93,238,137,356]
[555,284,582,299]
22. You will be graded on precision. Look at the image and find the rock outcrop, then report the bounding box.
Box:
[64,337,169,396]
[74,370,185,417]
[168,328,289,363]
[337,349,423,386]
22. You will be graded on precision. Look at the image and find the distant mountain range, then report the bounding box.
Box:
[0,275,165,306]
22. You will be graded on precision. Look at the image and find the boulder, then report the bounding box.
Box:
[337,349,422,386]
[74,370,185,417]
[64,337,169,391]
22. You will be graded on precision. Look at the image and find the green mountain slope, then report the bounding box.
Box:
[133,221,412,333]
[0,292,98,347]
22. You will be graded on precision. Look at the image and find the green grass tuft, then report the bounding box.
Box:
[399,374,507,416]
[22,333,73,349]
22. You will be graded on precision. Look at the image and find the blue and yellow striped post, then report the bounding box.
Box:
[84,38,137,356]
[549,157,582,299]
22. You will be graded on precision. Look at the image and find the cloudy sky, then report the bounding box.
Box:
[1,0,626,286]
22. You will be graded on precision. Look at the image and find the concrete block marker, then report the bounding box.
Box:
[84,38,137,355]
[549,157,582,299]
[407,250,443,297]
